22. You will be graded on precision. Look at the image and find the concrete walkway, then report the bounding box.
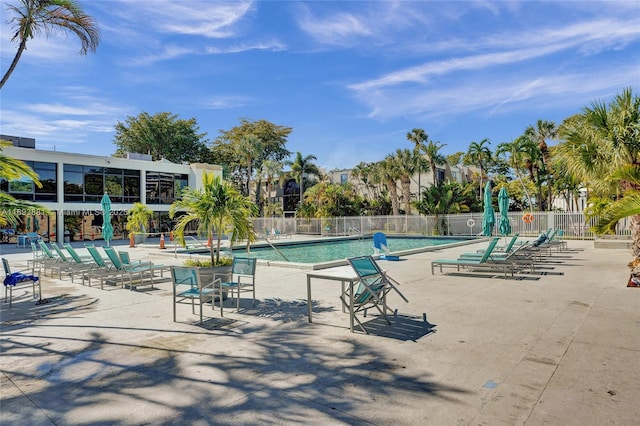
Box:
[1,239,638,425]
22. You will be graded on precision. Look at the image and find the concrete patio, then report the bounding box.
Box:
[1,238,638,425]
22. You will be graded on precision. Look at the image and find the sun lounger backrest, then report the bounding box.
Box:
[38,240,56,259]
[479,238,500,263]
[103,247,124,270]
[86,245,108,267]
[63,243,83,263]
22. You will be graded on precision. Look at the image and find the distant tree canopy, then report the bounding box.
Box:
[112,112,213,164]
[212,118,292,195]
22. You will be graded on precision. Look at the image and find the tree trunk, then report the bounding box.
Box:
[631,213,640,259]
[0,38,27,89]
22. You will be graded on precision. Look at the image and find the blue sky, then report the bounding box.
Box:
[1,0,639,171]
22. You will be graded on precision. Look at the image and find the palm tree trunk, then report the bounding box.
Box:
[632,213,640,259]
[0,38,27,89]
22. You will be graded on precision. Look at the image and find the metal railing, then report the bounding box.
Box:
[252,212,631,240]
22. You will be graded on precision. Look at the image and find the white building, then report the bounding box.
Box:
[1,136,222,244]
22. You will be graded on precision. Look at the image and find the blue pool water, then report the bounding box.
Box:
[229,236,469,264]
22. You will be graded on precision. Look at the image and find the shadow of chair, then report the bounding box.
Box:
[344,255,409,334]
[171,266,222,324]
[2,257,40,307]
[217,257,257,316]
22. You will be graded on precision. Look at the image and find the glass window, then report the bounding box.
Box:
[105,174,123,202]
[9,177,34,193]
[84,172,103,195]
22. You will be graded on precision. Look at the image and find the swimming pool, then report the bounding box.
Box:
[214,235,478,269]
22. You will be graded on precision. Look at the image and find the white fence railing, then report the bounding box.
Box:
[253,213,631,240]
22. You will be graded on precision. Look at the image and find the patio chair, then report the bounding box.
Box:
[344,255,408,334]
[103,246,156,291]
[3,257,40,307]
[217,257,257,316]
[63,243,99,283]
[171,266,222,324]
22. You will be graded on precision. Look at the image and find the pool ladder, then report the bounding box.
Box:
[264,235,290,262]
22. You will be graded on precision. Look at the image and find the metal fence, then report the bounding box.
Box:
[253,213,631,240]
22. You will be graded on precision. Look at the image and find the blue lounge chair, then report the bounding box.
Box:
[373,232,399,261]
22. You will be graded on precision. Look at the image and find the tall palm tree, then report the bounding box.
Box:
[496,136,535,211]
[394,149,419,214]
[1,0,100,89]
[465,138,492,199]
[286,152,319,208]
[406,128,428,198]
[375,155,402,216]
[170,172,257,265]
[525,120,558,209]
[423,140,447,186]
[260,159,282,217]
[235,133,262,199]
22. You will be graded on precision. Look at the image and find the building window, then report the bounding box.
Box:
[2,161,57,202]
[436,168,445,183]
[64,164,140,203]
[340,173,348,184]
[146,172,188,204]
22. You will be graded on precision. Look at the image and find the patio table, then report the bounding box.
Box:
[306,266,358,332]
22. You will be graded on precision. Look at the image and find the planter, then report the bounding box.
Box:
[197,266,231,301]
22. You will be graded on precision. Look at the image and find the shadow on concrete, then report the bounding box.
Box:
[1,296,471,424]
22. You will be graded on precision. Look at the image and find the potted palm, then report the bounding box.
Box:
[126,202,153,247]
[169,172,258,271]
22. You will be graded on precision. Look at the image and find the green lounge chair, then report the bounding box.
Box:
[102,246,156,290]
[50,242,92,282]
[171,266,221,324]
[344,255,408,334]
[118,250,170,278]
[85,245,119,288]
[431,238,519,277]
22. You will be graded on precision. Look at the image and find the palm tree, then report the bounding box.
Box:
[260,159,282,217]
[496,136,535,211]
[406,128,428,198]
[286,152,319,208]
[525,120,558,209]
[236,133,262,199]
[394,149,419,214]
[1,0,101,89]
[423,140,447,186]
[375,155,402,216]
[557,87,640,259]
[170,172,257,265]
[465,138,492,199]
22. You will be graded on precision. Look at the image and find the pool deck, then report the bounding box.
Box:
[1,237,638,425]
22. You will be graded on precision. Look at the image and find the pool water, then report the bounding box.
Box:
[233,236,467,264]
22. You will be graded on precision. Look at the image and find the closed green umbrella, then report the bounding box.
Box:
[101,192,114,246]
[482,181,495,236]
[498,187,511,236]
